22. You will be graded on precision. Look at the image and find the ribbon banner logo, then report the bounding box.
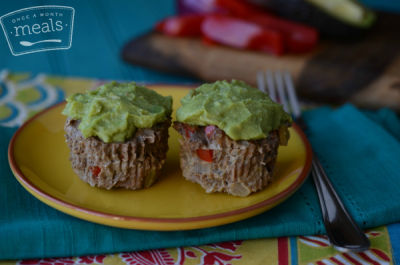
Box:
[0,5,74,56]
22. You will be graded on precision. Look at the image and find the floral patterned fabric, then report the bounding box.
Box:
[2,229,394,265]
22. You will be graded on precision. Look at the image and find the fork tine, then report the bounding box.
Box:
[283,71,301,118]
[266,70,277,102]
[257,71,266,93]
[274,71,290,113]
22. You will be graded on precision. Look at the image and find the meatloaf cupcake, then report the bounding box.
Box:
[62,81,172,190]
[173,80,291,197]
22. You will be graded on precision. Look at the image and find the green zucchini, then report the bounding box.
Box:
[248,0,376,38]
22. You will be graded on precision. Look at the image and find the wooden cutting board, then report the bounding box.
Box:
[122,13,400,111]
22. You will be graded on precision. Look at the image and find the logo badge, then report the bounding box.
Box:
[0,5,75,56]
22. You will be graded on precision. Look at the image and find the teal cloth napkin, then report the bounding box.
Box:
[1,104,400,260]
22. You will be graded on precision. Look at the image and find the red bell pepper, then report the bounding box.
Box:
[201,15,284,55]
[185,0,317,53]
[247,15,318,53]
[215,0,318,52]
[155,14,204,37]
[202,35,218,46]
[163,0,318,53]
[196,149,214,162]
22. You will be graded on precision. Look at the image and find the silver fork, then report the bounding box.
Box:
[257,70,370,252]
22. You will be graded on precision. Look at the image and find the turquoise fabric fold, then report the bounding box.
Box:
[1,104,400,260]
[303,105,400,228]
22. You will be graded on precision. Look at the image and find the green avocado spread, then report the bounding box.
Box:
[176,80,292,140]
[62,82,172,143]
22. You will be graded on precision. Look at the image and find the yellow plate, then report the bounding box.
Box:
[8,85,312,231]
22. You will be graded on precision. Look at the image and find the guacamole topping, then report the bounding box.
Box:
[176,80,291,140]
[62,82,172,143]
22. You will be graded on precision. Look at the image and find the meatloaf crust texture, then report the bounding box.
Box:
[173,122,282,197]
[64,118,171,190]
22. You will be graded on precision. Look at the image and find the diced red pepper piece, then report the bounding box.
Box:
[91,166,101,177]
[155,14,204,37]
[205,125,216,138]
[196,149,214,162]
[184,124,196,138]
[201,15,284,55]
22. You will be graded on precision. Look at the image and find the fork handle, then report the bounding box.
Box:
[311,156,370,252]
